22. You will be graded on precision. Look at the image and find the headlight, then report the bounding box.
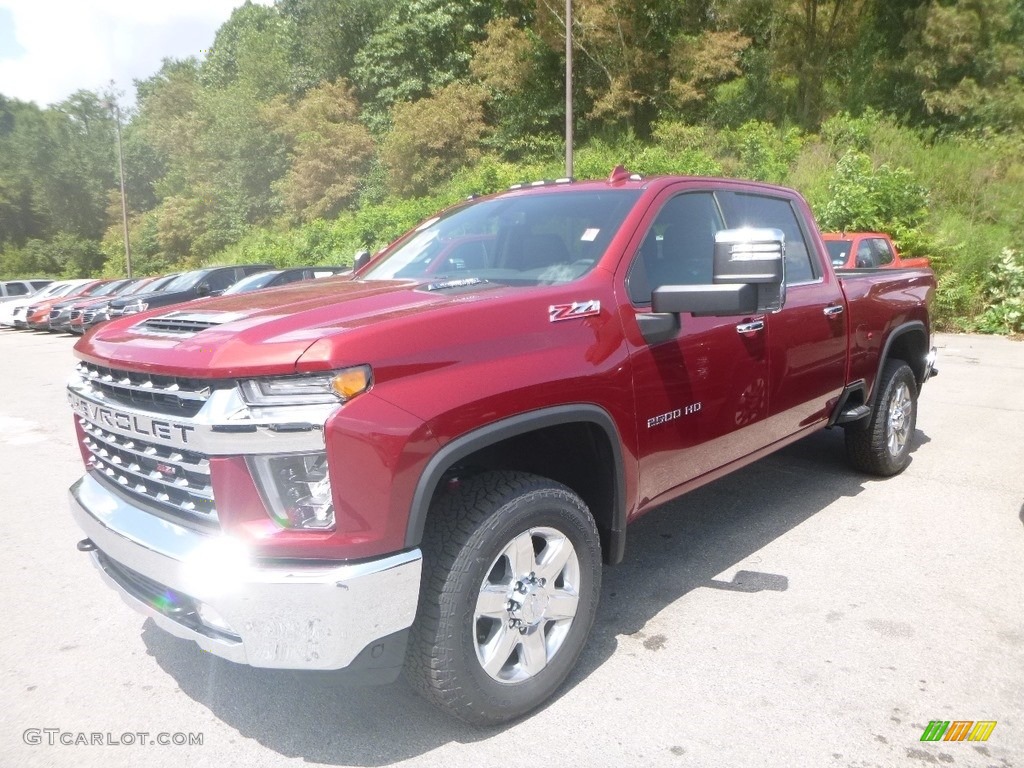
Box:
[248,452,335,530]
[121,300,148,315]
[238,365,372,406]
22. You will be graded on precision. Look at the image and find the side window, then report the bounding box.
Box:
[855,241,876,268]
[874,238,895,265]
[7,283,29,296]
[204,270,236,294]
[717,192,817,283]
[626,192,723,304]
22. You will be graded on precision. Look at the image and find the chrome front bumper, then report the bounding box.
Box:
[70,474,422,670]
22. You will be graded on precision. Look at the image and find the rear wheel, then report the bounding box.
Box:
[405,471,602,725]
[845,359,918,476]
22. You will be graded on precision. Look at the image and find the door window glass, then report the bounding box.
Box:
[626,192,723,303]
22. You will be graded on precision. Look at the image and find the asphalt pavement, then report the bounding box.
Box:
[0,329,1020,768]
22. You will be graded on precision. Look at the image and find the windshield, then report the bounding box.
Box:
[33,283,71,299]
[825,240,852,266]
[159,269,206,293]
[361,190,643,286]
[90,279,130,297]
[222,271,280,295]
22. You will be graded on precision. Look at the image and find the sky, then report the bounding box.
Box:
[0,1,271,108]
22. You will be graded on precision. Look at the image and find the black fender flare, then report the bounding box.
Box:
[869,320,927,404]
[404,404,628,564]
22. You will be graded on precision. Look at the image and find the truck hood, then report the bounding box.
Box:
[75,276,516,378]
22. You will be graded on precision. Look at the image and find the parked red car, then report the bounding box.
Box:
[822,232,930,270]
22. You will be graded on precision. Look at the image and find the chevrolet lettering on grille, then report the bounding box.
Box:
[68,392,196,445]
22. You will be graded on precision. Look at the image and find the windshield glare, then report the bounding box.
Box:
[160,269,206,293]
[361,190,643,286]
[223,271,279,294]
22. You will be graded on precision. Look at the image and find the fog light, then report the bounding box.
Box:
[196,602,235,635]
[249,452,335,530]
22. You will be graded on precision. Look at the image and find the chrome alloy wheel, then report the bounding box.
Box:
[886,381,913,456]
[473,526,581,683]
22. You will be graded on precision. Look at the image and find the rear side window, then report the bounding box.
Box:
[855,240,876,268]
[5,282,29,296]
[871,237,895,265]
[205,269,237,293]
[717,192,817,283]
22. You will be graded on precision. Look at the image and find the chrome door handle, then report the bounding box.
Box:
[736,319,765,334]
[823,305,844,317]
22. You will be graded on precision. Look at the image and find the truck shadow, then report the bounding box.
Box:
[142,426,928,765]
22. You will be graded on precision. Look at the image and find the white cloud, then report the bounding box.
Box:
[0,0,273,108]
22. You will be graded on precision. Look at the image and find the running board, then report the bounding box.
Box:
[835,404,871,424]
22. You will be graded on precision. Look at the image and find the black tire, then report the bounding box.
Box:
[405,470,602,726]
[845,359,918,476]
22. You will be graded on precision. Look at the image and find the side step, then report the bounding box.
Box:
[835,404,871,424]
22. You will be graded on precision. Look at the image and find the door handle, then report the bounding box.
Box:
[823,305,844,317]
[736,319,765,334]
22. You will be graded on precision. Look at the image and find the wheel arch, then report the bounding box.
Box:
[405,405,628,565]
[869,321,928,404]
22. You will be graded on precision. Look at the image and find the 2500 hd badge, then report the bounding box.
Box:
[67,392,195,444]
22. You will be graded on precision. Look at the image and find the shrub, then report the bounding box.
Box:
[976,248,1024,334]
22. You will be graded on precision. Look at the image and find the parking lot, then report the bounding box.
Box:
[1,329,1021,768]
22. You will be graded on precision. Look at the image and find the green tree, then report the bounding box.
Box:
[353,0,509,128]
[267,80,376,222]
[904,0,1024,129]
[381,82,488,196]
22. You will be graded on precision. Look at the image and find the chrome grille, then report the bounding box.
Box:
[69,310,83,321]
[79,417,217,524]
[49,308,62,320]
[75,361,216,417]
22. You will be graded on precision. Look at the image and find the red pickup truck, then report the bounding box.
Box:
[67,169,936,725]
[822,231,930,270]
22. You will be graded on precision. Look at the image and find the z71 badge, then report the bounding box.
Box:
[549,300,601,322]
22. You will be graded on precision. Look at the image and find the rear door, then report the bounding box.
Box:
[621,187,770,507]
[717,191,847,443]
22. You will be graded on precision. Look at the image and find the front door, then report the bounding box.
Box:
[621,189,770,509]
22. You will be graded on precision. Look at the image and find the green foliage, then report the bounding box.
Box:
[381,82,488,196]
[976,248,1024,334]
[266,80,376,222]
[353,0,503,129]
[819,150,929,237]
[720,120,803,183]
[1,0,1023,336]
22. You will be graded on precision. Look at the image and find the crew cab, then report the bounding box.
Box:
[67,170,936,725]
[822,231,930,270]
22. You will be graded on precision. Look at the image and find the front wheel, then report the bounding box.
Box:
[405,471,602,725]
[844,359,918,476]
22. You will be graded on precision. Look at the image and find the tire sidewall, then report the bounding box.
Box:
[875,363,918,474]
[442,484,601,721]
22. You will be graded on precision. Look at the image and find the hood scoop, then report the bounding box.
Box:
[135,310,246,337]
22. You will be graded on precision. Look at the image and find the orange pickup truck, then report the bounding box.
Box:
[822,232,930,270]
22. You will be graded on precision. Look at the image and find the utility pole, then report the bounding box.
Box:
[565,0,573,179]
[105,86,132,278]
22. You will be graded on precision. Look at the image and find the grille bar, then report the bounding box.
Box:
[79,421,209,473]
[75,361,216,417]
[79,416,217,523]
